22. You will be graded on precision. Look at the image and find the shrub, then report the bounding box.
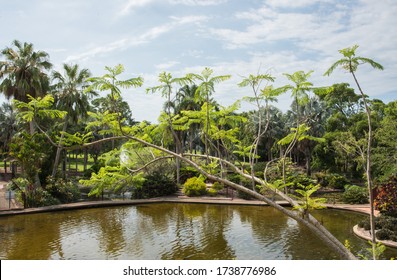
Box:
[44,176,80,203]
[286,173,315,189]
[342,185,368,204]
[375,216,397,231]
[207,188,218,197]
[374,176,397,217]
[376,228,394,241]
[212,182,224,191]
[358,219,371,230]
[8,177,63,207]
[326,173,348,189]
[180,166,201,183]
[131,172,177,199]
[183,177,207,197]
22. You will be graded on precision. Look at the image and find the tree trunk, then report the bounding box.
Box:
[84,148,88,172]
[123,134,356,259]
[351,70,377,260]
[52,118,69,177]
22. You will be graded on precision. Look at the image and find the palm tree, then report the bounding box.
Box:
[0,40,52,102]
[51,63,94,177]
[324,44,384,260]
[186,68,231,160]
[0,102,17,155]
[0,40,52,134]
[175,84,201,154]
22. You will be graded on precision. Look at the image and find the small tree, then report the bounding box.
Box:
[324,44,384,259]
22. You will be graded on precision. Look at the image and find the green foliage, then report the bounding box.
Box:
[358,241,387,260]
[358,219,371,231]
[79,165,137,197]
[375,215,397,232]
[86,64,143,102]
[44,176,80,203]
[9,132,49,183]
[286,173,315,189]
[359,216,397,240]
[325,173,348,190]
[374,176,397,217]
[131,172,177,199]
[8,177,60,207]
[278,124,325,146]
[342,185,368,204]
[180,166,201,183]
[212,181,224,191]
[182,176,207,197]
[376,229,396,241]
[324,45,384,76]
[13,94,67,122]
[292,184,327,213]
[207,188,218,197]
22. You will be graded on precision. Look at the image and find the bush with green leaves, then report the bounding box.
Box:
[212,181,224,191]
[342,185,368,204]
[358,216,397,241]
[207,188,218,197]
[8,177,62,207]
[180,166,201,184]
[315,173,348,189]
[44,176,80,203]
[358,219,371,231]
[131,172,177,199]
[182,176,207,197]
[376,229,396,241]
[375,215,397,232]
[286,173,315,190]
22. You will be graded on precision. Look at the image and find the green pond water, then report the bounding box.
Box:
[0,203,396,260]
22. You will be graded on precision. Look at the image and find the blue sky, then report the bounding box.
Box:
[1,0,396,122]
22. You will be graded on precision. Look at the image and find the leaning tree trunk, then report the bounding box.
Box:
[120,134,356,260]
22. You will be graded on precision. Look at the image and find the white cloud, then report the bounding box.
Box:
[155,61,180,70]
[210,4,344,49]
[266,0,330,8]
[65,15,208,63]
[169,15,209,25]
[119,0,154,16]
[169,0,228,6]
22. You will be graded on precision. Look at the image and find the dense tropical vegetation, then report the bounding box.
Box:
[1,40,396,260]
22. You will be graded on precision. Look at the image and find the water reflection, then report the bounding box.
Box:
[1,204,396,260]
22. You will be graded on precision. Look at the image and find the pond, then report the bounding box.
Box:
[0,203,396,260]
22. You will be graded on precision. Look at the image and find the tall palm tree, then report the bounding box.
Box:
[175,84,201,154]
[0,40,52,134]
[51,63,93,177]
[0,102,17,155]
[324,44,384,260]
[0,40,52,102]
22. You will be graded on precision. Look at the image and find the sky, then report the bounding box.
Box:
[1,0,396,123]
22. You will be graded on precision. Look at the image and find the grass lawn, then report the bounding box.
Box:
[0,154,95,173]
